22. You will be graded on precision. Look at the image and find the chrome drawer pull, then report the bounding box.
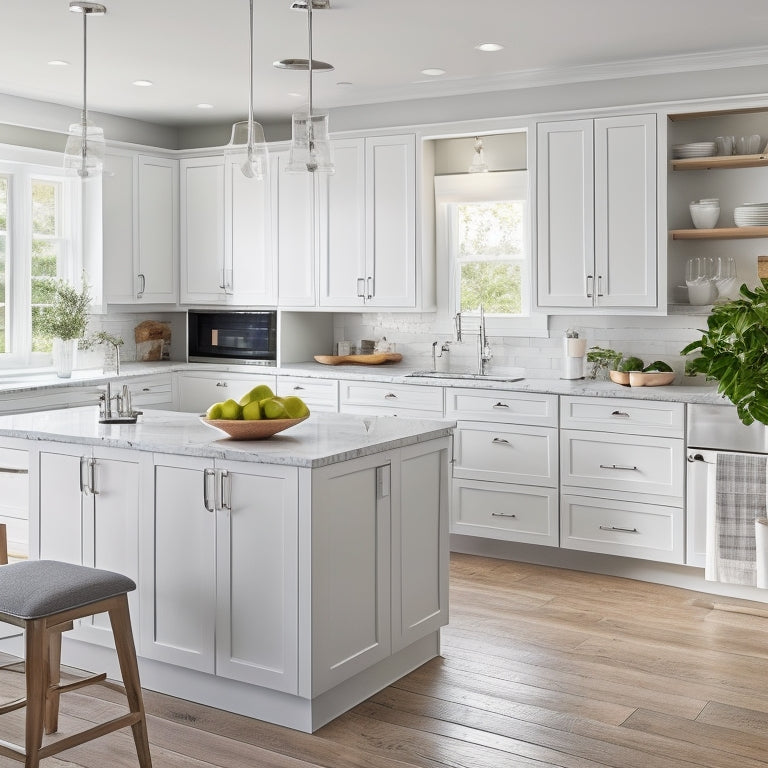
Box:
[492,402,510,409]
[599,525,639,534]
[216,381,228,388]
[0,467,27,474]
[492,437,511,445]
[611,410,630,418]
[384,393,398,399]
[292,385,305,391]
[599,464,638,471]
[492,512,517,518]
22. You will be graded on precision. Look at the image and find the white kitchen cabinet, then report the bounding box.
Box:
[126,374,174,410]
[319,134,416,309]
[102,151,178,305]
[0,443,29,559]
[174,371,277,413]
[537,114,657,310]
[275,375,338,413]
[339,379,443,418]
[180,154,275,306]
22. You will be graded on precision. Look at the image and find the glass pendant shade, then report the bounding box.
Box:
[228,120,269,180]
[286,112,334,174]
[63,119,105,178]
[468,136,489,173]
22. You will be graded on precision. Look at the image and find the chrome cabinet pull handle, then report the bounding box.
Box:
[292,385,305,391]
[79,456,88,495]
[600,525,639,534]
[356,278,366,298]
[88,458,99,495]
[599,464,638,471]
[136,273,146,298]
[611,410,630,417]
[203,468,215,513]
[492,402,510,409]
[219,469,231,512]
[586,274,594,298]
[141,387,150,392]
[492,512,517,518]
[597,275,604,297]
[0,467,27,474]
[366,276,374,300]
[384,393,398,399]
[492,437,511,445]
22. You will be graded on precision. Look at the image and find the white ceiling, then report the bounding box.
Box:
[3,0,768,127]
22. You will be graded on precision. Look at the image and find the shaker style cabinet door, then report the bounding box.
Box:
[102,150,137,304]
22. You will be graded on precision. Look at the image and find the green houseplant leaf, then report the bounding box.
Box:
[37,279,91,341]
[681,282,768,426]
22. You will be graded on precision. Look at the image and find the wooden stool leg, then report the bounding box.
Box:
[108,596,152,768]
[25,619,47,768]
[44,626,67,735]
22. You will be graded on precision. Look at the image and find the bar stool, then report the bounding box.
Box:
[0,559,152,767]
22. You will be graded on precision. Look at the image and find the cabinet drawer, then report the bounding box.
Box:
[276,376,338,413]
[339,380,443,415]
[445,388,557,426]
[560,396,684,436]
[175,372,277,413]
[561,493,683,563]
[561,429,684,498]
[452,478,558,546]
[453,422,557,486]
[128,375,173,407]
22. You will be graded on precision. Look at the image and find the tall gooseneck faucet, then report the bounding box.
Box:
[478,304,492,375]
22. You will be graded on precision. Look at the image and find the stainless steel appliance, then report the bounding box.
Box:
[188,310,277,365]
[686,403,768,567]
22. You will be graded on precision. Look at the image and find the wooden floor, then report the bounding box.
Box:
[2,552,768,767]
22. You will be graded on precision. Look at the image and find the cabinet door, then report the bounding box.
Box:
[103,150,137,304]
[594,114,657,308]
[228,154,276,306]
[319,138,366,307]
[536,120,594,308]
[275,151,316,306]
[140,455,216,672]
[311,454,391,695]
[137,156,178,303]
[215,461,298,692]
[180,156,226,304]
[175,373,277,413]
[365,134,416,308]
[0,445,29,559]
[39,447,84,564]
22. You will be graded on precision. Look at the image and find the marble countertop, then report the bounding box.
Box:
[0,407,455,468]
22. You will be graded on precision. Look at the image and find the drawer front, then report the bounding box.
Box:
[445,388,557,426]
[129,375,173,407]
[175,373,277,413]
[452,478,558,546]
[560,396,684,437]
[339,380,443,414]
[453,422,557,486]
[561,493,683,563]
[276,376,338,413]
[561,430,684,498]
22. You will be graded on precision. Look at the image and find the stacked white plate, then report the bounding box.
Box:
[672,142,717,159]
[734,203,768,227]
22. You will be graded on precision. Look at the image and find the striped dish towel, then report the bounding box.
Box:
[705,452,768,586]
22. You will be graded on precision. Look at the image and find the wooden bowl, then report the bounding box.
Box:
[609,370,630,386]
[200,415,309,440]
[628,371,676,387]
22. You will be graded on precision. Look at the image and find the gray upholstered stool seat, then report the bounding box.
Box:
[0,560,135,620]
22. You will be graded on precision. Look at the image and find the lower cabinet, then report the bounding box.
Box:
[175,372,277,413]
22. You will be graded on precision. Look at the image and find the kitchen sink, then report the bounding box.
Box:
[406,371,525,383]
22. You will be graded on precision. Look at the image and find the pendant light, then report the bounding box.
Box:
[63,1,106,179]
[228,0,268,180]
[286,0,334,174]
[468,136,489,173]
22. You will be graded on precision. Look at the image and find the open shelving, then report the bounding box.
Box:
[671,153,768,171]
[670,226,768,240]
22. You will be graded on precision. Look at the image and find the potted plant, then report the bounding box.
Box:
[38,279,91,378]
[681,282,768,426]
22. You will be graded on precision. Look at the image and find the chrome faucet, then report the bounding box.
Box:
[478,304,492,375]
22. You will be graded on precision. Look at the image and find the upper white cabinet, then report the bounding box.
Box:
[103,151,179,305]
[536,114,657,311]
[180,154,275,306]
[319,134,416,308]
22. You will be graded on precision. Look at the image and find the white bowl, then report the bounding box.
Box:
[689,204,720,229]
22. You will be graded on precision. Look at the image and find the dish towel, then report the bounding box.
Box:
[705,452,768,586]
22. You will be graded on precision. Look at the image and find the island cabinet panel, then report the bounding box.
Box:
[0,444,29,559]
[215,460,299,693]
[37,444,143,648]
[311,453,392,695]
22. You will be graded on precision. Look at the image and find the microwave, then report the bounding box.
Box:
[188,310,277,365]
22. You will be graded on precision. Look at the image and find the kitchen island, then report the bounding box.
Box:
[0,407,454,733]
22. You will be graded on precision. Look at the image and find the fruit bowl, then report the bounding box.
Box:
[200,415,309,440]
[628,371,676,387]
[608,370,631,386]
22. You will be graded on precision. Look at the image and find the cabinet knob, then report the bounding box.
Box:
[384,393,398,399]
[216,381,228,388]
[492,402,510,409]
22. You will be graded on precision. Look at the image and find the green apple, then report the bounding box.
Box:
[219,398,243,420]
[261,396,288,420]
[282,395,310,419]
[242,400,264,420]
[239,383,275,407]
[206,402,224,419]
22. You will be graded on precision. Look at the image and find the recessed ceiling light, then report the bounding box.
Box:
[132,80,153,87]
[475,42,503,52]
[196,103,214,109]
[48,60,70,67]
[421,68,446,77]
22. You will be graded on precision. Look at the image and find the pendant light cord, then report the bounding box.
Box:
[247,0,254,149]
[81,10,88,175]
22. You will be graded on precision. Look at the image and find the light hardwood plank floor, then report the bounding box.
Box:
[1,552,768,767]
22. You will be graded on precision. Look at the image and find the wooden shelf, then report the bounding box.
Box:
[670,226,768,240]
[671,154,768,171]
[668,303,714,315]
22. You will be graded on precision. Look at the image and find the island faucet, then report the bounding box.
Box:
[478,304,492,375]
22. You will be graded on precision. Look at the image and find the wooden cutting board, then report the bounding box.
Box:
[314,353,403,366]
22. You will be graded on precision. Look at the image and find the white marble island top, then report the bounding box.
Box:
[0,407,455,468]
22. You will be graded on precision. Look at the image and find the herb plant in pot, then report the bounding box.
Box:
[681,282,768,426]
[38,280,91,378]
